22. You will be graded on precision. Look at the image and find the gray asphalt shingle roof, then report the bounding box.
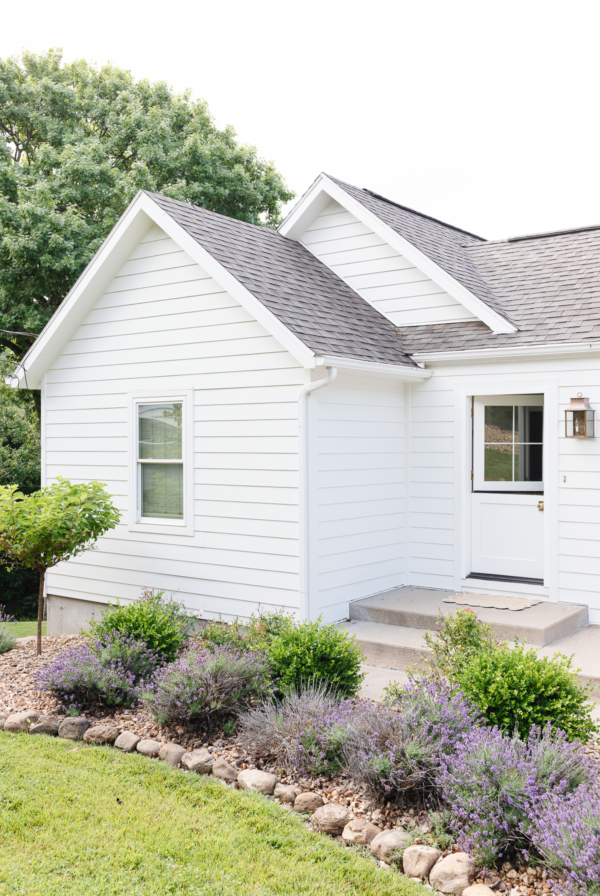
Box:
[147,192,416,368]
[396,227,600,354]
[331,176,600,354]
[149,179,600,363]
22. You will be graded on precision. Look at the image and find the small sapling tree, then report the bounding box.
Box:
[0,478,120,654]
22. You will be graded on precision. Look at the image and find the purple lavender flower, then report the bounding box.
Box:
[37,631,164,712]
[0,605,17,654]
[343,676,481,806]
[144,644,273,733]
[438,723,598,868]
[532,784,600,896]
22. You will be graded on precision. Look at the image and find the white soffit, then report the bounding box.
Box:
[279,174,516,335]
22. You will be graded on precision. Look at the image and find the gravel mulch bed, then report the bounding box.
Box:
[1,635,595,895]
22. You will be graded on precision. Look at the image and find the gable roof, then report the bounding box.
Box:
[147,193,416,367]
[279,174,517,334]
[328,175,512,325]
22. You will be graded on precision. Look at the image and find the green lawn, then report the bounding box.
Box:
[13,620,47,638]
[0,733,421,896]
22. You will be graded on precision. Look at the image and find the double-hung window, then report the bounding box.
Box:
[130,393,193,534]
[138,402,183,520]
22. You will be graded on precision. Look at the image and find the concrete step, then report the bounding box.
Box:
[340,618,600,701]
[349,586,589,646]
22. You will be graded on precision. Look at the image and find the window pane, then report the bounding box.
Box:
[484,444,513,481]
[141,464,183,519]
[515,406,543,445]
[515,444,543,482]
[485,406,513,444]
[139,403,182,459]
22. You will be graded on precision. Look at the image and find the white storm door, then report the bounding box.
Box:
[471,396,544,582]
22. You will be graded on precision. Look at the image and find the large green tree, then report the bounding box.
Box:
[0,49,294,359]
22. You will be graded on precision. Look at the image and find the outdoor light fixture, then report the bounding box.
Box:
[565,394,595,438]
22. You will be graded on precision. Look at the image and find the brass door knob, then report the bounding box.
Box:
[538,500,544,511]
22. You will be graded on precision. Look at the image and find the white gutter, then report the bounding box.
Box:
[298,367,337,621]
[411,340,600,364]
[314,355,431,378]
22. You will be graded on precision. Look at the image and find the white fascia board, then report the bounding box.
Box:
[280,174,516,336]
[314,354,432,380]
[9,192,316,389]
[411,341,600,365]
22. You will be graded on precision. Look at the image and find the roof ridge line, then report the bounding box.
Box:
[324,175,485,241]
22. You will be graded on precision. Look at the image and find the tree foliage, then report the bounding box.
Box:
[0,478,120,652]
[0,49,294,358]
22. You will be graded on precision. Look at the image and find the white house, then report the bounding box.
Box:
[9,173,600,631]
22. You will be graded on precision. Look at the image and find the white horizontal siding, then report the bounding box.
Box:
[404,357,600,614]
[45,221,305,620]
[300,199,476,327]
[311,374,406,621]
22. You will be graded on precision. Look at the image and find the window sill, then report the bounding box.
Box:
[127,519,196,538]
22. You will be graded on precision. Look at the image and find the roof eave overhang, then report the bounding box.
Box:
[279,174,517,336]
[314,354,432,380]
[411,341,600,365]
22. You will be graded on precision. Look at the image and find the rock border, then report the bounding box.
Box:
[0,710,476,892]
[0,711,554,896]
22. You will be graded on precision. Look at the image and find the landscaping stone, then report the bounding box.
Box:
[114,731,141,752]
[370,829,412,865]
[463,886,496,896]
[429,852,474,894]
[274,784,300,805]
[341,818,380,845]
[294,792,324,814]
[0,714,7,729]
[181,748,214,774]
[212,757,239,782]
[402,845,442,879]
[136,739,162,757]
[83,725,119,745]
[159,743,186,767]
[4,709,39,732]
[237,769,278,794]
[58,717,91,740]
[311,803,354,836]
[29,716,62,736]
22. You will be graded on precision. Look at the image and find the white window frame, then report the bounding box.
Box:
[473,394,544,492]
[128,390,194,536]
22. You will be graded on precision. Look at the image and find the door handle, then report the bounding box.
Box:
[538,501,544,511]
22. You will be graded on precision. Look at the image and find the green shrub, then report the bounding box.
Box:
[0,606,16,654]
[454,640,598,742]
[268,617,365,697]
[88,589,196,661]
[423,608,498,678]
[195,609,293,653]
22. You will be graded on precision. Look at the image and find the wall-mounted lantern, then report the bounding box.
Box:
[565,394,595,438]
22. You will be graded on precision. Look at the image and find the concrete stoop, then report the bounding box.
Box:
[340,586,600,700]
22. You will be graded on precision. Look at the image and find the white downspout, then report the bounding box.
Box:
[298,366,337,621]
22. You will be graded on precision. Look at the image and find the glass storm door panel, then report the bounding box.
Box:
[470,395,544,582]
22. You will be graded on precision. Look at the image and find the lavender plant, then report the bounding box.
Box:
[438,724,598,868]
[532,785,600,896]
[37,632,163,712]
[239,682,356,776]
[144,645,273,733]
[343,676,480,807]
[0,605,16,654]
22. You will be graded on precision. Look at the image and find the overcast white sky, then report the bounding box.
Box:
[1,0,599,239]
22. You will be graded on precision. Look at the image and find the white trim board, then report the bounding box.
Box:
[279,174,516,335]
